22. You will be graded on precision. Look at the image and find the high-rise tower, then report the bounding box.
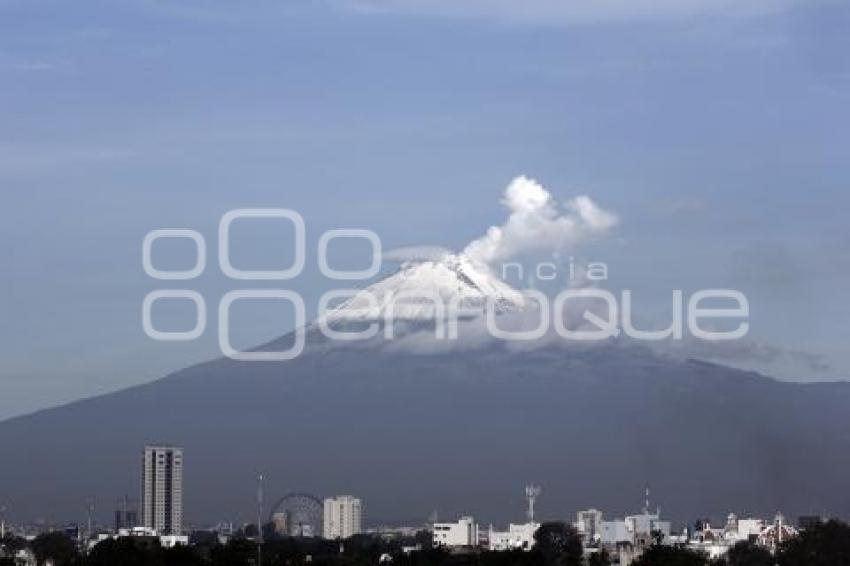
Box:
[141,445,183,535]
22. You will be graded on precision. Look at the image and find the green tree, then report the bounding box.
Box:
[86,537,157,566]
[242,524,259,539]
[341,533,386,564]
[1,535,28,554]
[31,532,78,566]
[414,529,434,551]
[587,548,611,566]
[479,549,535,566]
[160,544,205,566]
[724,540,772,566]
[532,522,583,566]
[631,545,708,566]
[778,519,850,566]
[211,538,255,566]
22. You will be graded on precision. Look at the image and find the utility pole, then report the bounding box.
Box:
[1,504,7,539]
[87,497,95,539]
[83,496,95,557]
[257,473,264,566]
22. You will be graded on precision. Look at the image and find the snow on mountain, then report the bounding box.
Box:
[318,254,525,324]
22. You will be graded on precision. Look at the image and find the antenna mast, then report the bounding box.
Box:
[525,485,541,524]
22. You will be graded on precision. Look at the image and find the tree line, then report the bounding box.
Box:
[2,518,849,566]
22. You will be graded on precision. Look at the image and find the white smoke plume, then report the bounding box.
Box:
[383,245,452,263]
[463,175,618,266]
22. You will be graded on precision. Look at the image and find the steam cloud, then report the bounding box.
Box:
[463,175,618,266]
[383,245,452,263]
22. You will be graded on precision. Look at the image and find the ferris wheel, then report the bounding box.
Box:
[268,492,324,537]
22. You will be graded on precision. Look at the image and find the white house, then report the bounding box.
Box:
[488,522,539,551]
[433,517,478,548]
[159,535,189,548]
[599,520,631,545]
[576,509,603,543]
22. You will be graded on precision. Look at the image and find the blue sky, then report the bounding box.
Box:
[1,0,848,419]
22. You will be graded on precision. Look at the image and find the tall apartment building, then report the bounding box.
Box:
[141,445,183,535]
[323,495,362,539]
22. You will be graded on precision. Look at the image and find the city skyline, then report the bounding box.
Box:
[0,461,832,566]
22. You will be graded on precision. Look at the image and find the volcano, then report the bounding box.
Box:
[1,258,849,528]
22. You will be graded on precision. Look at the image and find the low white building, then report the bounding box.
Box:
[118,526,158,537]
[576,509,603,543]
[735,517,766,540]
[686,513,797,558]
[757,514,797,550]
[625,512,671,544]
[88,526,187,551]
[17,549,37,566]
[600,512,670,546]
[487,522,539,551]
[159,535,189,548]
[599,520,632,545]
[433,516,478,548]
[599,509,672,566]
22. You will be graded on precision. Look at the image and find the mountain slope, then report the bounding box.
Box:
[0,343,849,528]
[2,261,849,527]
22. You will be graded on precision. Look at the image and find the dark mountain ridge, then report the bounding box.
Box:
[1,341,848,528]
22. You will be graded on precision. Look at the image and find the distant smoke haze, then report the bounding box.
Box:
[382,245,452,263]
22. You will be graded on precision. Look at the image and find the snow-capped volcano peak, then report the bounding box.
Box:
[319,254,525,323]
